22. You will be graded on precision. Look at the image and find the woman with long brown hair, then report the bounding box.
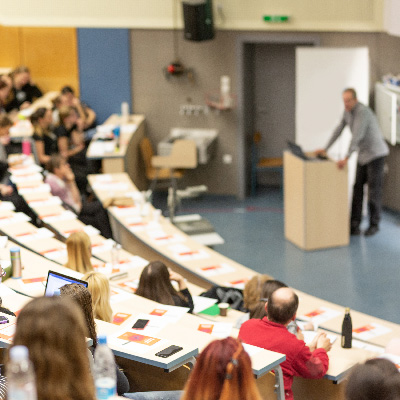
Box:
[11,296,96,400]
[60,283,130,396]
[181,337,262,400]
[136,261,194,313]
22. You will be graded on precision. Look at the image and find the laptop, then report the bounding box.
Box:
[44,270,88,296]
[287,141,311,160]
[287,141,328,161]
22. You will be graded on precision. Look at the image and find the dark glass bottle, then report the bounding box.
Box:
[341,307,352,348]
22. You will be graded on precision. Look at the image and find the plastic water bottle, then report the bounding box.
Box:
[94,335,116,399]
[7,345,37,400]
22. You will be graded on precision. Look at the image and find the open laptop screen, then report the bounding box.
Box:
[44,270,88,296]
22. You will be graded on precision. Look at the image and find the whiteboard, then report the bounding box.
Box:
[296,47,369,205]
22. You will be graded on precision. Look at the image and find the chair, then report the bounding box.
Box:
[251,132,283,196]
[139,137,197,194]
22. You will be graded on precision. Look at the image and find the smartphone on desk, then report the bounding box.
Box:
[155,345,183,358]
[132,319,149,330]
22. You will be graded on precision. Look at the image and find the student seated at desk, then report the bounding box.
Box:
[31,107,58,166]
[55,105,92,194]
[136,261,194,313]
[0,115,37,223]
[124,337,262,400]
[181,337,262,400]
[11,296,96,400]
[0,78,11,114]
[82,271,113,322]
[65,231,94,274]
[60,283,130,396]
[45,154,113,238]
[60,85,97,133]
[4,66,42,112]
[345,358,400,400]
[239,287,331,400]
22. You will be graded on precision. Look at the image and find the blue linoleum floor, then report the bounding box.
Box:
[155,186,400,324]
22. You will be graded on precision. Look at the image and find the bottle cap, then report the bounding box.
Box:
[10,247,20,253]
[98,335,107,345]
[10,345,29,361]
[345,307,350,313]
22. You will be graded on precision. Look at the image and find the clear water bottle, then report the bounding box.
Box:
[94,335,116,399]
[7,345,37,400]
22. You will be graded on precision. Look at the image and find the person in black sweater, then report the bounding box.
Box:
[31,107,58,167]
[5,66,42,112]
[136,261,194,313]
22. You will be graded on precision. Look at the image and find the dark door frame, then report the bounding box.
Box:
[236,33,320,199]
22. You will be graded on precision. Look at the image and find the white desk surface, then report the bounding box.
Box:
[103,293,285,377]
[88,173,256,290]
[89,172,400,350]
[87,114,145,160]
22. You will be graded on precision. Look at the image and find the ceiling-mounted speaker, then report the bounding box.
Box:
[182,0,215,42]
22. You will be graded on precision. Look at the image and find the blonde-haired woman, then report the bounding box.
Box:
[82,271,113,322]
[65,231,93,273]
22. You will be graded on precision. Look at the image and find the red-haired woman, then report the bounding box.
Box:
[181,337,262,400]
[123,337,262,400]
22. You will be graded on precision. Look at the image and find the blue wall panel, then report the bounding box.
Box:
[77,28,131,124]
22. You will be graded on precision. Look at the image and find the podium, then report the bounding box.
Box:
[284,151,349,251]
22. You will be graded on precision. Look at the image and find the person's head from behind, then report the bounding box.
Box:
[136,261,177,306]
[60,283,97,347]
[12,296,95,400]
[11,66,31,88]
[46,153,70,178]
[0,115,13,144]
[181,337,261,400]
[267,287,299,325]
[65,231,93,274]
[30,107,52,129]
[243,274,273,310]
[58,105,78,126]
[82,271,112,323]
[250,279,288,319]
[343,88,358,112]
[345,358,400,400]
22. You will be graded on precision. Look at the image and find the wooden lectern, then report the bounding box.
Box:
[284,151,349,251]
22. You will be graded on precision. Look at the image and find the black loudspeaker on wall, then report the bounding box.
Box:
[182,0,215,42]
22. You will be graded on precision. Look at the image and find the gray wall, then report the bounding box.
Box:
[131,30,400,205]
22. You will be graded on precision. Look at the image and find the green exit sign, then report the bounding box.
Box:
[263,15,289,23]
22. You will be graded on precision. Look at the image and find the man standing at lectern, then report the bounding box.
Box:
[316,88,389,237]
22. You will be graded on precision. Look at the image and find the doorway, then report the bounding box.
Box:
[236,34,320,198]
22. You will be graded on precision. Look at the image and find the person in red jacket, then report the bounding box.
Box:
[239,287,331,400]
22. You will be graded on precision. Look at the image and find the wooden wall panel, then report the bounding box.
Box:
[20,27,79,94]
[0,26,21,68]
